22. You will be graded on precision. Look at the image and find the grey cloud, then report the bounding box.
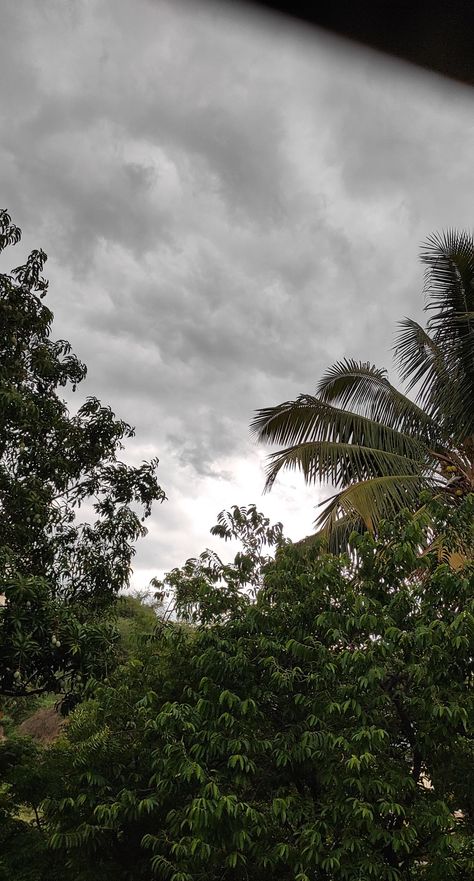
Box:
[315,58,474,222]
[1,0,473,579]
[0,1,294,271]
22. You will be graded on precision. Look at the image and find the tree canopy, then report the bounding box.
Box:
[0,209,166,699]
[9,495,471,881]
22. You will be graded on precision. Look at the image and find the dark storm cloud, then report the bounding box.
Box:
[0,0,292,268]
[1,0,473,580]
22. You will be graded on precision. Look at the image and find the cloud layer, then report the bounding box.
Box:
[1,0,473,583]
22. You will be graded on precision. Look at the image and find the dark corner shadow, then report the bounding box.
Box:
[235,0,474,86]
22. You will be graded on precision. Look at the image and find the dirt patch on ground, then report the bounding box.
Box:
[17,706,67,744]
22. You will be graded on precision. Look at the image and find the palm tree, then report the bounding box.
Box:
[251,231,474,551]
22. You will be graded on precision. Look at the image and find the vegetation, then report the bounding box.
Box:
[252,231,474,551]
[0,210,165,702]
[1,497,472,880]
[154,503,284,624]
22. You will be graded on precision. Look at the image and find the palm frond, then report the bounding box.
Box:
[394,319,446,391]
[393,318,461,429]
[421,230,474,439]
[422,230,474,321]
[263,440,428,492]
[251,396,427,461]
[317,358,438,440]
[316,474,429,537]
[296,511,366,554]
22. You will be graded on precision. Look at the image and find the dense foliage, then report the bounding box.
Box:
[0,209,165,699]
[252,231,474,551]
[0,733,65,881]
[4,496,470,881]
[0,596,165,881]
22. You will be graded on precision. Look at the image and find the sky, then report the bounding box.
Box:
[0,0,473,588]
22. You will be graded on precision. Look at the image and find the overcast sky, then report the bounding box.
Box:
[1,0,473,586]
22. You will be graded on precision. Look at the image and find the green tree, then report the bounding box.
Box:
[0,734,70,881]
[0,591,169,881]
[0,210,166,699]
[115,591,165,657]
[154,503,284,624]
[36,497,474,880]
[252,231,474,550]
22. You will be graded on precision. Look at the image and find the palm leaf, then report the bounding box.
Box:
[422,230,474,324]
[394,319,447,393]
[316,474,429,537]
[296,511,367,554]
[421,230,474,439]
[263,440,428,492]
[251,396,427,461]
[393,318,462,430]
[316,358,437,440]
